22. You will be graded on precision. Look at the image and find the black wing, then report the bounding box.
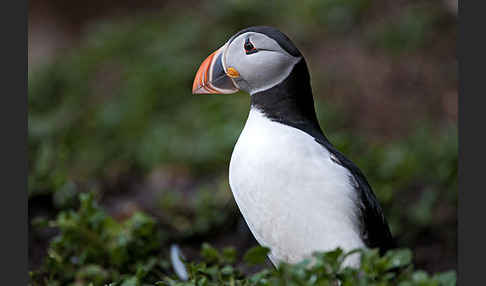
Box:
[315,137,396,254]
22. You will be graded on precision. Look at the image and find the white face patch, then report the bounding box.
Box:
[223,32,301,95]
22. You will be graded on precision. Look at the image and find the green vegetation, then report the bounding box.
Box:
[31,193,170,285]
[30,193,455,286]
[29,0,457,284]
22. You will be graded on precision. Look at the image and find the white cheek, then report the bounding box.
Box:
[243,52,300,94]
[227,51,300,94]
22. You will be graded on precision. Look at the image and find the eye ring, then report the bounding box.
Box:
[244,38,257,55]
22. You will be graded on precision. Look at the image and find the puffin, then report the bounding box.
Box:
[192,26,394,267]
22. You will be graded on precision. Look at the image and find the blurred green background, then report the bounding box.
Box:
[28,0,457,281]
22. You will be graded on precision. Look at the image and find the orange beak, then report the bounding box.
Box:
[192,46,239,94]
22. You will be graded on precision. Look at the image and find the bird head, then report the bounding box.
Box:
[192,26,303,95]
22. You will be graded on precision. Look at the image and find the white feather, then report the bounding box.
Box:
[229,109,365,267]
[170,244,188,281]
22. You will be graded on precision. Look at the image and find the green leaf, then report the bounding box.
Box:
[433,270,456,286]
[76,264,109,285]
[221,247,237,264]
[412,270,430,282]
[120,276,139,286]
[220,265,234,276]
[243,246,270,265]
[385,249,412,269]
[200,243,222,264]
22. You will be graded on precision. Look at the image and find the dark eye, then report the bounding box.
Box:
[244,38,257,55]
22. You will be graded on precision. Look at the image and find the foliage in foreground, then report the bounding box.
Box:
[30,193,456,286]
[167,246,456,286]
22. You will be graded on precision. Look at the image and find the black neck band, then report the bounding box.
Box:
[250,59,326,141]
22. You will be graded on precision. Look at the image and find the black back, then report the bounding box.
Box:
[251,46,395,254]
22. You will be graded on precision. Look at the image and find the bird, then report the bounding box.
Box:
[192,26,394,267]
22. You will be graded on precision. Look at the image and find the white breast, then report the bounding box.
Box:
[229,109,365,267]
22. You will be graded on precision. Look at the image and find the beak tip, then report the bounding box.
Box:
[192,86,208,95]
[192,77,205,94]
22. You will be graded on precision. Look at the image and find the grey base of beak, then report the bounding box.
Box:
[210,53,239,92]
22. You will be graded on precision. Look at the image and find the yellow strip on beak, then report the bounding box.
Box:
[226,67,240,78]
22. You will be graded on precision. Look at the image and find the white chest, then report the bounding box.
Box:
[229,109,365,266]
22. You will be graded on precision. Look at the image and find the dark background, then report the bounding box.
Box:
[28,0,457,276]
